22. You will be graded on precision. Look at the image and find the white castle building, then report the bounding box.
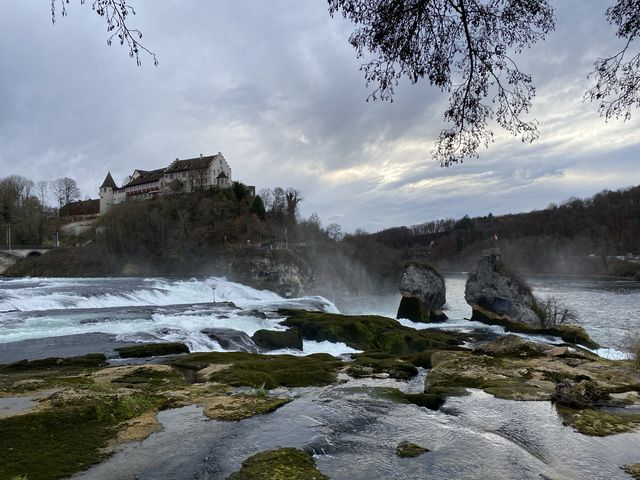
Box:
[99,153,233,214]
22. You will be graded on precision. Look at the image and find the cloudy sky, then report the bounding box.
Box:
[1,1,639,232]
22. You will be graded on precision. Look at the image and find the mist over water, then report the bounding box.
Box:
[0,277,354,355]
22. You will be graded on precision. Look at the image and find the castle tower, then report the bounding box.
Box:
[99,172,118,214]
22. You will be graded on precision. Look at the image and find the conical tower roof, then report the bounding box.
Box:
[100,172,118,189]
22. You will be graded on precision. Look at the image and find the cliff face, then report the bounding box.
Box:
[465,251,541,327]
[228,249,311,297]
[2,246,311,297]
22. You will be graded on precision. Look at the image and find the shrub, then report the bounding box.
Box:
[534,295,578,328]
[621,329,640,368]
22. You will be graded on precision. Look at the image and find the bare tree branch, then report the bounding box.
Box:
[585,0,640,121]
[50,0,158,66]
[329,0,555,166]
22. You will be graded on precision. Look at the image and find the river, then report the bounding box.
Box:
[1,275,639,479]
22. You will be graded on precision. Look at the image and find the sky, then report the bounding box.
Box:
[1,0,639,232]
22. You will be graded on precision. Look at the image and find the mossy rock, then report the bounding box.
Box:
[281,310,464,355]
[115,342,190,358]
[396,441,430,458]
[201,394,291,422]
[348,352,418,380]
[476,335,545,358]
[426,350,555,401]
[110,366,189,391]
[0,354,107,393]
[172,351,342,389]
[0,354,107,372]
[403,392,446,411]
[470,307,599,349]
[228,448,328,480]
[0,392,167,480]
[252,329,303,351]
[556,405,640,436]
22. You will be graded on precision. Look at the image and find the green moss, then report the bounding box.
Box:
[0,392,167,480]
[280,310,464,355]
[204,395,292,421]
[0,354,106,373]
[425,350,554,401]
[111,366,188,391]
[173,351,342,389]
[0,354,106,393]
[470,308,599,349]
[556,405,640,436]
[115,342,189,358]
[228,448,328,480]
[348,352,418,380]
[396,441,429,458]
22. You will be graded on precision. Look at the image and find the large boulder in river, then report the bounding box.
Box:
[465,250,541,327]
[252,328,303,351]
[396,262,447,323]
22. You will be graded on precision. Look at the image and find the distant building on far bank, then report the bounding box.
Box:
[99,152,241,215]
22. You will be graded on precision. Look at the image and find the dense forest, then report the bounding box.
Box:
[372,185,640,277]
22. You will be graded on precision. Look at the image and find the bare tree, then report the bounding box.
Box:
[50,0,157,66]
[285,188,304,222]
[36,181,49,208]
[585,0,640,120]
[326,222,345,242]
[329,0,555,166]
[535,295,578,327]
[51,177,81,210]
[329,0,640,166]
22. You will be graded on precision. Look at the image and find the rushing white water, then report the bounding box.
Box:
[0,276,351,355]
[1,274,637,359]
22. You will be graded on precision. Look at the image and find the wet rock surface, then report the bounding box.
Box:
[397,262,447,323]
[252,328,303,351]
[465,251,541,326]
[201,328,258,353]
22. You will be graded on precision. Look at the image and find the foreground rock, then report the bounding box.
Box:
[396,441,430,458]
[228,448,328,480]
[465,250,541,326]
[0,350,341,480]
[426,335,640,436]
[396,262,447,322]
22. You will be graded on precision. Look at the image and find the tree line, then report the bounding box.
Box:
[0,175,82,246]
[370,184,640,275]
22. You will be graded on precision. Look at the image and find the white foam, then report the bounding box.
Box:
[0,277,338,314]
[0,277,346,357]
